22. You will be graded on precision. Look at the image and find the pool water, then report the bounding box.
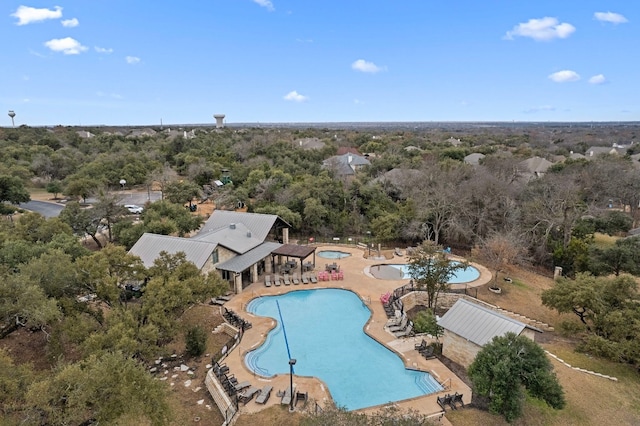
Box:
[317,250,352,259]
[381,262,480,283]
[246,289,443,410]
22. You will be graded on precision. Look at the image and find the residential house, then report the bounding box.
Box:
[437,299,541,368]
[463,153,485,166]
[322,151,371,181]
[517,156,553,181]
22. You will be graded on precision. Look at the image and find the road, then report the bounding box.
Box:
[19,200,65,218]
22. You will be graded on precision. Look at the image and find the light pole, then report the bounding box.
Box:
[288,358,296,411]
[366,231,372,257]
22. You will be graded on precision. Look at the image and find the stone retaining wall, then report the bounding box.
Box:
[205,369,238,426]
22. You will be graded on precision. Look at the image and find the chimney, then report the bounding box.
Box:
[230,223,236,229]
[347,154,353,164]
[247,231,252,238]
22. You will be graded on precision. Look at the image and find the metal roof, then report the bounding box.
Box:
[437,299,529,347]
[129,233,217,269]
[271,244,316,259]
[216,242,282,273]
[196,210,283,241]
[193,222,263,254]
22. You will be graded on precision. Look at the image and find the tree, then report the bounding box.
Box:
[406,241,468,310]
[300,405,435,426]
[64,176,101,203]
[473,232,526,289]
[164,180,202,209]
[26,352,171,425]
[185,325,207,357]
[59,201,105,248]
[412,309,443,339]
[468,332,565,422]
[0,175,30,213]
[45,180,63,199]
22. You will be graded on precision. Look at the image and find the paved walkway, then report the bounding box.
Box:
[217,245,491,419]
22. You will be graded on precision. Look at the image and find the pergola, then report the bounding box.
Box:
[271,244,317,276]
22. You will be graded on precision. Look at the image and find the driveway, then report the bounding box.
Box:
[19,200,65,218]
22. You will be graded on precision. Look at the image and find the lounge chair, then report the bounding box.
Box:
[292,273,300,285]
[437,394,450,412]
[255,385,273,404]
[239,386,261,404]
[283,274,291,285]
[274,274,282,286]
[234,381,251,392]
[294,390,308,407]
[388,315,408,333]
[420,345,436,359]
[414,339,428,351]
[452,392,464,408]
[394,247,404,256]
[394,321,413,337]
[264,275,272,287]
[280,385,296,405]
[310,274,318,284]
[301,274,309,284]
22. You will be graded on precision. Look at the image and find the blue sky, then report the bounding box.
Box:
[1,1,638,126]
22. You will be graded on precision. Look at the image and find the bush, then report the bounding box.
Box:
[185,326,207,357]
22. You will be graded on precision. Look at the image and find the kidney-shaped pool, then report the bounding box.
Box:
[245,289,442,410]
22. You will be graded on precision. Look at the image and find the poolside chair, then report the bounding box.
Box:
[452,392,465,408]
[301,274,309,284]
[331,271,338,280]
[292,273,300,285]
[388,315,408,333]
[255,385,273,404]
[239,386,261,404]
[420,345,436,360]
[338,270,344,280]
[393,321,413,337]
[437,395,449,412]
[234,380,251,392]
[310,273,318,284]
[414,339,428,351]
[274,274,282,286]
[294,390,308,407]
[264,275,272,287]
[280,385,296,405]
[283,274,291,285]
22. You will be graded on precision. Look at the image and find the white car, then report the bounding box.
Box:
[124,204,144,214]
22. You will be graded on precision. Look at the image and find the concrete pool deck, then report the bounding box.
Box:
[217,245,491,419]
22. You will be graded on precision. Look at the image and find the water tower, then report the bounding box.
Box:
[213,114,225,128]
[8,110,16,127]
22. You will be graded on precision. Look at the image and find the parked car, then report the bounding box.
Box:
[124,204,144,214]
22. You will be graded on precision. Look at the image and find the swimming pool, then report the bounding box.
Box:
[371,262,480,283]
[317,250,352,259]
[245,289,443,410]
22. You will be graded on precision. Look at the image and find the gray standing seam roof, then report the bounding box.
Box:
[197,210,279,241]
[216,242,282,273]
[194,222,263,254]
[128,233,217,269]
[437,299,528,347]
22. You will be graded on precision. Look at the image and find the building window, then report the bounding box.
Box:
[213,249,219,263]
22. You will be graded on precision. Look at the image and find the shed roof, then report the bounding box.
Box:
[438,299,537,347]
[216,241,282,273]
[129,233,217,269]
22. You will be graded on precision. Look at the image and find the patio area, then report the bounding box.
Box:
[212,245,492,418]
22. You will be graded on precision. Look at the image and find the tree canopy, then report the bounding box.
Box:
[468,332,565,422]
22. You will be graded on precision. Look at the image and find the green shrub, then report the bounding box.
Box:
[185,326,207,357]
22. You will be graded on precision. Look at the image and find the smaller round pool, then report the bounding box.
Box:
[371,262,480,283]
[318,250,352,259]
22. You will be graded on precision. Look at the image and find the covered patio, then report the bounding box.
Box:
[271,244,317,276]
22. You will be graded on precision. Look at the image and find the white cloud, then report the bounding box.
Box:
[594,12,628,24]
[548,70,581,83]
[95,46,113,54]
[351,59,384,73]
[61,18,79,28]
[284,91,308,102]
[505,17,575,41]
[44,37,88,55]
[589,74,606,84]
[97,91,123,99]
[253,0,274,11]
[11,5,62,25]
[126,56,141,64]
